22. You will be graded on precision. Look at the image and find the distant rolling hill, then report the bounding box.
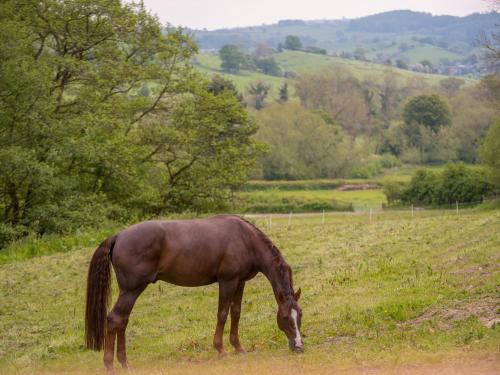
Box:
[192,10,499,73]
[194,50,475,100]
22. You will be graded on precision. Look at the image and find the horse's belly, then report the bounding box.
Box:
[156,255,219,287]
[156,270,216,287]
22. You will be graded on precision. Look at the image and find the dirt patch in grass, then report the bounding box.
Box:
[27,354,500,375]
[337,184,380,191]
[405,297,500,329]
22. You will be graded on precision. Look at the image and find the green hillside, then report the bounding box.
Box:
[196,54,287,98]
[195,50,473,99]
[399,45,463,65]
[193,11,499,76]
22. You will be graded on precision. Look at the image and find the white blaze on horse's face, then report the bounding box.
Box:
[290,308,303,348]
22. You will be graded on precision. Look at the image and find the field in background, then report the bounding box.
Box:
[236,165,463,213]
[1,208,499,374]
[272,51,464,83]
[195,51,474,100]
[236,189,386,212]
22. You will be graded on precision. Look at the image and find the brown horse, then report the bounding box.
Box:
[85,215,303,373]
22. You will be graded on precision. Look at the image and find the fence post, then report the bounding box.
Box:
[411,204,414,218]
[456,201,459,215]
[288,212,292,230]
[322,209,325,225]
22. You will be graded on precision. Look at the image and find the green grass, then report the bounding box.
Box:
[273,51,473,84]
[399,45,463,65]
[195,54,287,98]
[242,179,379,191]
[1,208,498,374]
[236,189,386,212]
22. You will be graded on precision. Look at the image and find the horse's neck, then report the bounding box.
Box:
[257,249,290,302]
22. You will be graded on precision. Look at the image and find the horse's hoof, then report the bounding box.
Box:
[218,350,228,358]
[121,361,133,370]
[235,348,246,354]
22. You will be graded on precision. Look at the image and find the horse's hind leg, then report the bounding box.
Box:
[105,286,146,373]
[213,279,240,356]
[229,281,246,353]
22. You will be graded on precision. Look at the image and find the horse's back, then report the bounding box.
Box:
[111,216,258,288]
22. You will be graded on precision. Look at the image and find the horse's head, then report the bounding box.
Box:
[276,288,303,352]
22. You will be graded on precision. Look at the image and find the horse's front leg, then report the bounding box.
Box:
[230,281,246,353]
[213,279,239,356]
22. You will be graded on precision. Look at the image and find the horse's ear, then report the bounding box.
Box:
[294,288,302,301]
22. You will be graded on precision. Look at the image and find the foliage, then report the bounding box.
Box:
[403,94,451,136]
[0,0,260,246]
[295,68,371,136]
[399,164,492,206]
[396,59,409,69]
[255,57,282,76]
[353,47,367,60]
[303,46,327,55]
[279,83,289,102]
[247,81,271,110]
[433,163,491,204]
[207,74,243,101]
[449,83,498,163]
[236,191,354,213]
[479,118,500,189]
[439,77,465,96]
[382,181,408,206]
[219,44,246,73]
[254,103,355,179]
[284,35,303,51]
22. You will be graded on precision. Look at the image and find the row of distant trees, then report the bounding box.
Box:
[251,68,499,181]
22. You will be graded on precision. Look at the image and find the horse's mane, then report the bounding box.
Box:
[238,216,295,297]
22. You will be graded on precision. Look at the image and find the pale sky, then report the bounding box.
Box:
[142,0,492,30]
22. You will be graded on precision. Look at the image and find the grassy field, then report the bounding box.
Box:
[195,53,287,98]
[272,51,458,83]
[398,45,463,65]
[236,165,467,213]
[0,208,498,374]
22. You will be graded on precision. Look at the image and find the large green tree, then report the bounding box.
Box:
[219,44,245,73]
[254,103,354,179]
[247,81,270,110]
[0,0,259,244]
[284,35,302,51]
[403,94,451,148]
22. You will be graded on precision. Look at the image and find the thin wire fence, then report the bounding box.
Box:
[244,197,500,229]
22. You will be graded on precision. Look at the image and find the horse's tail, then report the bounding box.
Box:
[85,235,117,351]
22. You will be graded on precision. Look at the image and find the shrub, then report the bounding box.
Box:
[0,223,29,249]
[401,169,438,205]
[383,181,408,206]
[398,164,493,207]
[379,154,402,169]
[433,163,491,205]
